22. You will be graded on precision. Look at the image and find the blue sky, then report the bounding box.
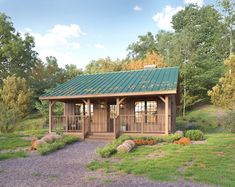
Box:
[0,0,215,69]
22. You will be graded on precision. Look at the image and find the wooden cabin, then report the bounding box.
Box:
[39,67,179,140]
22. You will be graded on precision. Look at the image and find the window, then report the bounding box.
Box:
[135,101,145,123]
[109,105,117,119]
[74,103,93,117]
[135,101,157,123]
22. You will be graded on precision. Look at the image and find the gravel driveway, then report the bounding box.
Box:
[0,141,210,187]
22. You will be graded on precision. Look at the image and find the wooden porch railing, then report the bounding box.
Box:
[51,114,171,138]
[117,114,170,134]
[51,115,85,133]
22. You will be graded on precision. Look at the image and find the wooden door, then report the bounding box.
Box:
[107,104,116,132]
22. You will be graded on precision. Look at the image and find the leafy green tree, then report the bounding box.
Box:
[208,55,235,110]
[30,56,66,99]
[127,32,158,59]
[0,13,37,83]
[64,64,83,80]
[163,5,229,114]
[0,75,33,117]
[85,57,123,74]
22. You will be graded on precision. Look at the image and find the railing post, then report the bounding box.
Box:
[66,115,68,132]
[82,116,85,140]
[113,117,116,139]
[141,114,144,134]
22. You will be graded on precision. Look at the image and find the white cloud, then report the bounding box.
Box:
[94,43,105,49]
[23,24,85,67]
[152,5,183,31]
[133,5,142,11]
[184,0,203,7]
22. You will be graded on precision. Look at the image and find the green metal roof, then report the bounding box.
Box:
[40,67,179,99]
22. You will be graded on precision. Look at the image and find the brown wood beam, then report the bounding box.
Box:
[40,90,177,100]
[116,98,120,116]
[48,100,56,133]
[159,96,166,103]
[165,96,169,135]
[87,99,91,133]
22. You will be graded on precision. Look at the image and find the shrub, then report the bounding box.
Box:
[96,135,131,158]
[37,135,79,155]
[184,130,204,141]
[163,133,183,143]
[221,111,235,133]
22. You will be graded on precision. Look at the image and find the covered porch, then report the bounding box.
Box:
[48,95,176,139]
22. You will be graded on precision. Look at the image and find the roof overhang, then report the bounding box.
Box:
[39,90,177,100]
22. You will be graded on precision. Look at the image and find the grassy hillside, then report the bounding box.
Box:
[176,105,225,133]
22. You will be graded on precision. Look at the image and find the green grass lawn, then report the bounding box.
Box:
[88,133,235,187]
[0,134,31,150]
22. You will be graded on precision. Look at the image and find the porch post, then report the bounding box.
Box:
[87,99,91,132]
[116,98,120,116]
[165,95,169,135]
[48,100,55,133]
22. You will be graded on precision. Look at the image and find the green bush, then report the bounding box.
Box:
[96,135,131,158]
[163,133,183,143]
[134,136,163,142]
[184,130,204,141]
[37,135,79,155]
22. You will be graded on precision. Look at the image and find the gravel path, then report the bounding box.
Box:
[0,141,211,187]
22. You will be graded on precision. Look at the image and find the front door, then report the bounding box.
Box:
[107,104,116,132]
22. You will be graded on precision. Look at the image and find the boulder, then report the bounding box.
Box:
[51,134,62,141]
[117,140,135,153]
[41,134,54,143]
[175,130,184,135]
[35,139,46,148]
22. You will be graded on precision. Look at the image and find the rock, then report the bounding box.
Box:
[175,130,183,135]
[124,140,135,147]
[117,140,135,153]
[35,139,46,148]
[41,135,54,143]
[51,134,62,141]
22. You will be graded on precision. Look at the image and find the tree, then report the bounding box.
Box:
[208,55,235,110]
[0,13,37,83]
[0,75,33,117]
[85,57,123,74]
[0,103,20,133]
[64,64,83,80]
[218,0,235,55]
[166,5,229,114]
[30,56,66,99]
[127,32,158,59]
[125,51,167,70]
